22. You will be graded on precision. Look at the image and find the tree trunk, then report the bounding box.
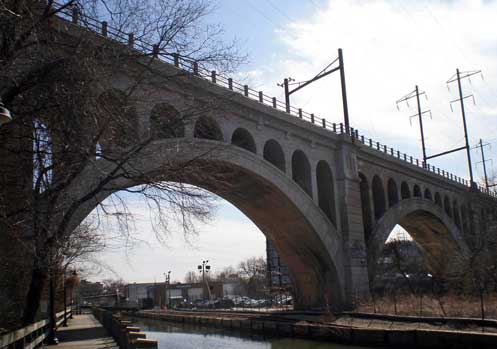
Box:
[22,262,48,326]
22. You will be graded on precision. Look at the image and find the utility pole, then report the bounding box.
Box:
[396,85,430,166]
[163,271,171,309]
[446,68,481,188]
[198,260,211,301]
[476,139,491,189]
[423,69,481,188]
[338,48,350,132]
[457,69,473,186]
[279,48,351,133]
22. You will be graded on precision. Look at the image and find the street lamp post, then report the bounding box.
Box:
[63,270,68,327]
[46,266,59,345]
[163,271,171,309]
[68,270,78,319]
[198,260,211,301]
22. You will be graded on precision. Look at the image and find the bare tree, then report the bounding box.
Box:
[101,278,126,295]
[215,265,237,282]
[0,0,244,328]
[184,271,201,284]
[238,256,266,298]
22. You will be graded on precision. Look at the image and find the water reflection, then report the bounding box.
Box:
[126,316,374,349]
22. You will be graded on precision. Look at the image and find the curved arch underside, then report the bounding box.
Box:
[367,199,468,275]
[67,139,344,310]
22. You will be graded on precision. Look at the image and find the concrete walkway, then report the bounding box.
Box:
[43,314,118,349]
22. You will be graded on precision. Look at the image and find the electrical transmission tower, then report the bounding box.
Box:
[415,69,482,188]
[396,85,431,166]
[442,69,481,188]
[278,48,350,132]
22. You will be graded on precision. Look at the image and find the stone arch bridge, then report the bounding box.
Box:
[43,8,497,310]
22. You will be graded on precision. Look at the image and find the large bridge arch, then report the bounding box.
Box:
[63,138,345,310]
[366,198,469,276]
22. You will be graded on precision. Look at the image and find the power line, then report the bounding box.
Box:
[266,0,295,22]
[244,0,285,31]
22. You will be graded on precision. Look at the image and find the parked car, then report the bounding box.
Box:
[214,298,234,309]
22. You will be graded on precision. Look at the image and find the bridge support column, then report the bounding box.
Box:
[336,139,370,308]
[467,199,484,249]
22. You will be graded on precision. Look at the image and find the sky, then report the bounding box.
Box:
[86,0,497,283]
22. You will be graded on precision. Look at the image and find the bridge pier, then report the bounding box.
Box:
[336,138,370,307]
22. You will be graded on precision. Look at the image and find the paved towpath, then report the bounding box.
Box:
[43,314,118,349]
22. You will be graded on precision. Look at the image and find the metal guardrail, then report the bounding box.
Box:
[0,308,71,349]
[49,3,497,199]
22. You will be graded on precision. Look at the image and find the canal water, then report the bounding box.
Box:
[126,316,376,349]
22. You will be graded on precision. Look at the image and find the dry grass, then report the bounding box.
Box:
[355,293,497,319]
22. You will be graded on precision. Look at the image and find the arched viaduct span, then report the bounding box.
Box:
[49,9,497,309]
[67,139,344,309]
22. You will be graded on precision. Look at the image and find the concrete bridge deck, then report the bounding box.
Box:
[43,314,118,349]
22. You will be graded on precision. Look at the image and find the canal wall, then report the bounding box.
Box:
[92,308,158,348]
[129,310,497,348]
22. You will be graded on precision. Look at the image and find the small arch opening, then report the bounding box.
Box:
[359,173,373,241]
[424,188,432,201]
[387,178,399,207]
[481,208,487,233]
[401,182,411,199]
[97,89,138,150]
[444,196,452,217]
[453,200,461,228]
[150,103,184,139]
[292,150,312,197]
[461,204,468,234]
[316,161,336,226]
[231,128,256,153]
[435,192,442,207]
[194,116,223,141]
[372,175,386,220]
[263,140,285,172]
[413,184,422,197]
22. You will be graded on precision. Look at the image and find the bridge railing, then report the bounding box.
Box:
[50,3,497,199]
[0,308,71,349]
[354,129,497,198]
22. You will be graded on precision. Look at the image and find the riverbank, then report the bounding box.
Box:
[125,309,497,348]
